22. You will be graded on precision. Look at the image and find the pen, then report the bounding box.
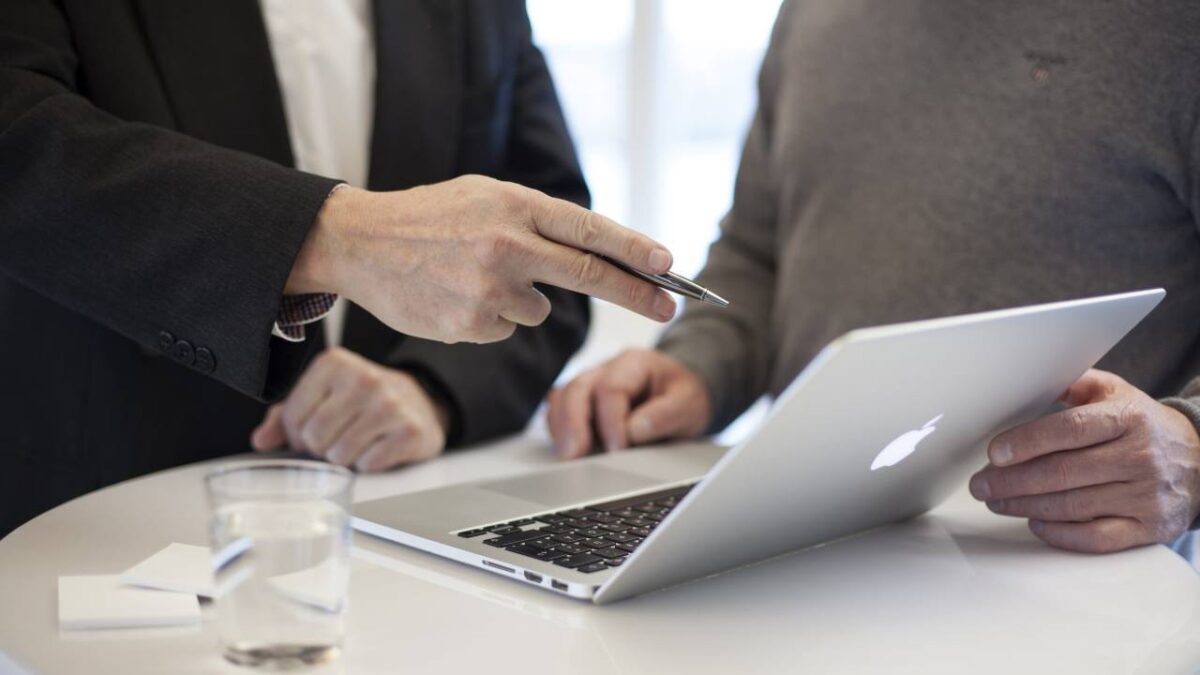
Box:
[602,256,730,307]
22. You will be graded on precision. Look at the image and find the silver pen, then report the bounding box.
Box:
[602,256,730,307]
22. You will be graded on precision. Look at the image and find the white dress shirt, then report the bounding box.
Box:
[260,0,376,347]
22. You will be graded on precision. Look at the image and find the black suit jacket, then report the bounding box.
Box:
[0,0,590,535]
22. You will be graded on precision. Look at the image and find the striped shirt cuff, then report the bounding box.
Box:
[272,293,338,342]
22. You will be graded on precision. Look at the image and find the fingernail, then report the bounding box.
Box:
[653,293,676,321]
[649,248,671,273]
[986,499,1004,512]
[970,476,991,500]
[991,443,1013,465]
[1029,520,1044,535]
[560,438,576,458]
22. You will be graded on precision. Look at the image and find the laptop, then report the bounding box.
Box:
[353,289,1164,604]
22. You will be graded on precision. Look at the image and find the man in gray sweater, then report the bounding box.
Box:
[547,0,1200,554]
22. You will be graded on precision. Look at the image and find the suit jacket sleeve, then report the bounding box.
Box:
[655,2,794,433]
[383,9,590,447]
[0,0,339,401]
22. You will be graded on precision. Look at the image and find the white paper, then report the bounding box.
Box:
[58,575,200,630]
[119,543,215,597]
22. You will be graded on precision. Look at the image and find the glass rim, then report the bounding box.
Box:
[204,459,355,500]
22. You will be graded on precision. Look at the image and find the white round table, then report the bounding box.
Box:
[2,434,1199,674]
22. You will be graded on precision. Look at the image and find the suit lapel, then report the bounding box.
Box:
[135,0,294,166]
[367,0,462,190]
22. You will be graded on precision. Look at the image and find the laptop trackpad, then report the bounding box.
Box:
[481,465,660,507]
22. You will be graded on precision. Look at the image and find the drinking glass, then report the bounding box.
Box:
[205,460,354,669]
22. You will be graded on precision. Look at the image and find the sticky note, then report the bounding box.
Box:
[58,575,200,630]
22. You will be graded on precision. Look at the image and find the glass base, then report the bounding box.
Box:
[224,643,340,670]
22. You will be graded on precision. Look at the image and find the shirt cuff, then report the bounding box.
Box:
[273,293,338,342]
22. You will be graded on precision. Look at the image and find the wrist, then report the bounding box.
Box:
[286,184,373,296]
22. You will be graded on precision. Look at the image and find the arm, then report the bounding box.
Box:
[656,2,793,432]
[0,0,340,400]
[544,2,796,456]
[380,9,591,447]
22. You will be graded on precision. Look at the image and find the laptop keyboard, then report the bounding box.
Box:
[456,483,695,574]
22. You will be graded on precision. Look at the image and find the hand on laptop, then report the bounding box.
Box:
[969,369,1200,553]
[250,348,448,472]
[286,176,678,344]
[547,348,713,457]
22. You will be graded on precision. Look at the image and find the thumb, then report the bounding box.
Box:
[251,404,287,451]
[626,388,701,446]
[1060,369,1122,407]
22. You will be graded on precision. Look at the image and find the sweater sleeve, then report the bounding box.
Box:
[656,1,793,432]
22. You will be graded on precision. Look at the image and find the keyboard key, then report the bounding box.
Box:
[605,559,625,567]
[505,544,544,557]
[553,533,584,544]
[564,519,592,529]
[629,528,651,538]
[553,554,603,569]
[643,513,665,522]
[605,533,636,543]
[528,540,557,551]
[579,529,607,539]
[534,514,566,524]
[506,518,534,527]
[486,524,518,534]
[582,538,611,549]
[634,504,663,514]
[539,524,572,535]
[483,530,549,547]
[578,562,609,574]
[457,529,488,538]
[534,549,568,561]
[599,523,630,533]
[587,485,693,512]
[559,509,592,519]
[586,514,621,524]
[556,543,587,555]
[592,548,625,559]
[617,542,640,553]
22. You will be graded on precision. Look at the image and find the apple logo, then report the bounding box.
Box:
[870,414,944,471]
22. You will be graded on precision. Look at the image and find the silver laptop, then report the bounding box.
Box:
[353,289,1164,604]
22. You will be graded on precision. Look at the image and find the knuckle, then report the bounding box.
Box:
[572,211,602,248]
[572,253,605,287]
[1117,400,1147,431]
[624,278,654,310]
[1063,409,1090,440]
[1052,457,1072,489]
[475,230,523,268]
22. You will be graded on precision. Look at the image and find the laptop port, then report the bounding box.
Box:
[524,571,543,584]
[551,579,568,592]
[482,560,515,574]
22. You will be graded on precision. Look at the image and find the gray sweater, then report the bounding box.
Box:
[660,0,1200,433]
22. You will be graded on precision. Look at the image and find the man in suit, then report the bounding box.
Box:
[549,0,1200,555]
[0,0,680,536]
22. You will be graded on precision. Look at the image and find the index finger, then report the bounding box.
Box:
[523,239,677,322]
[530,195,673,275]
[987,399,1131,467]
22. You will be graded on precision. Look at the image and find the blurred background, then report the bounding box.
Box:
[528,0,783,437]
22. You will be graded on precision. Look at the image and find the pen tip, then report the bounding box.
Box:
[705,291,730,307]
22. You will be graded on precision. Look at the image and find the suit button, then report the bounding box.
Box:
[158,331,175,353]
[194,347,215,373]
[172,340,195,365]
